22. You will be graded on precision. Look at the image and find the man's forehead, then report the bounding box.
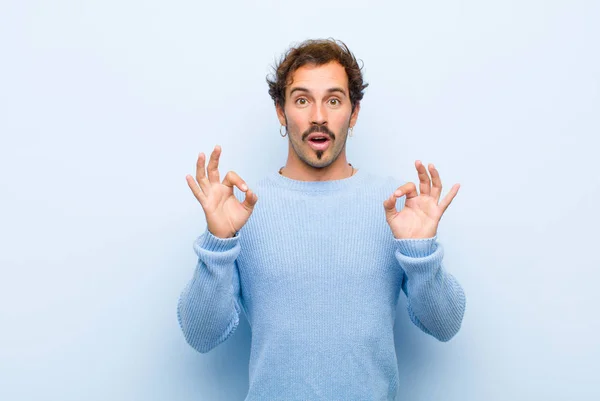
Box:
[289,86,348,97]
[286,62,349,94]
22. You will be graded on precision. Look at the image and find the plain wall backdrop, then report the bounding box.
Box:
[1,0,598,400]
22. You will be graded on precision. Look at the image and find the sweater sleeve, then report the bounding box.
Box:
[177,228,243,353]
[395,236,466,342]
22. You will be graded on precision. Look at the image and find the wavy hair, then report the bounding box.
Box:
[266,38,368,113]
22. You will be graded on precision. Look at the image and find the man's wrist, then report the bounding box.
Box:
[207,225,237,239]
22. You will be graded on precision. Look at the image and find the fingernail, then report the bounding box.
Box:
[242,184,248,191]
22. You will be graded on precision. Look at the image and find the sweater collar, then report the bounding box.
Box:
[267,168,367,192]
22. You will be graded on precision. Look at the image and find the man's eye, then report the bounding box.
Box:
[296,98,307,105]
[329,99,340,106]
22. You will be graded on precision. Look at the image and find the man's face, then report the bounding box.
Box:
[276,61,360,169]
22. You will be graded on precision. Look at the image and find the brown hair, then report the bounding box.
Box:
[266,38,368,113]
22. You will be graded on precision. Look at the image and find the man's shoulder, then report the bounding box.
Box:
[358,169,406,191]
[232,171,276,202]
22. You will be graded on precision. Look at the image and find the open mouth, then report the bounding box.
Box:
[307,134,331,151]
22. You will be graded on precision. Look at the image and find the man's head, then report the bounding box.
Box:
[267,39,368,170]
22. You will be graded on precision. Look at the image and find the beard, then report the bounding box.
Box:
[287,120,349,169]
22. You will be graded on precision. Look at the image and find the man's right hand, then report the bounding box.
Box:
[186,145,258,239]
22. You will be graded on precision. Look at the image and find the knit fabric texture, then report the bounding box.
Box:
[177,168,466,400]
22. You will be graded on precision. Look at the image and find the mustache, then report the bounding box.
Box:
[302,125,335,141]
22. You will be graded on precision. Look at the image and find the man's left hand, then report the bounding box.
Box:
[383,160,460,239]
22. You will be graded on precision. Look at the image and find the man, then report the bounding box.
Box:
[178,38,466,400]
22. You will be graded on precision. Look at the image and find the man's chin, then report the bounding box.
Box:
[303,155,335,169]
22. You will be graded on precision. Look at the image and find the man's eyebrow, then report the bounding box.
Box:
[289,87,348,97]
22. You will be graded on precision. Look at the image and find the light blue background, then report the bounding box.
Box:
[1,1,598,400]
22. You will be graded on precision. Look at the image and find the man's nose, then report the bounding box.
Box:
[310,103,327,126]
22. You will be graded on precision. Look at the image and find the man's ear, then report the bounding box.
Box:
[276,103,287,126]
[350,102,361,127]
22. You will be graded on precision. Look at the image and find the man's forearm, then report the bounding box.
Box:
[395,237,466,341]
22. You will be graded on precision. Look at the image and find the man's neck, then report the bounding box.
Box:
[279,155,356,182]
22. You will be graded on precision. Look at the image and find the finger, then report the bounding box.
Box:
[438,184,460,214]
[429,163,442,201]
[195,152,210,193]
[222,170,248,192]
[394,182,418,200]
[207,145,222,183]
[415,160,431,196]
[186,174,206,205]
[241,189,258,212]
[383,193,397,219]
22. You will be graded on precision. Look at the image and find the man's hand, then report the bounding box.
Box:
[186,145,258,238]
[383,160,459,239]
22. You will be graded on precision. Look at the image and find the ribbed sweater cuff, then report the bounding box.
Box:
[195,229,240,253]
[394,236,437,257]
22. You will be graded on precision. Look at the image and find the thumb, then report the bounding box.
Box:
[241,189,258,212]
[383,193,397,220]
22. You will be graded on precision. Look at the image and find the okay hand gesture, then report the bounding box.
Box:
[186,145,258,239]
[383,161,460,239]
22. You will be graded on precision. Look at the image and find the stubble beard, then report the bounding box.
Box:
[289,126,348,169]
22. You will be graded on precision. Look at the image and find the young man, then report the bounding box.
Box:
[178,39,466,400]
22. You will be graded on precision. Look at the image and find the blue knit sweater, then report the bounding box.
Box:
[177,168,466,400]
